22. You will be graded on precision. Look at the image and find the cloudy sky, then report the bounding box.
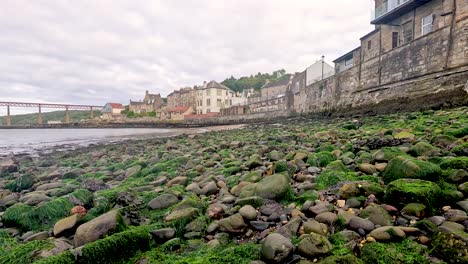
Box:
[0,0,373,113]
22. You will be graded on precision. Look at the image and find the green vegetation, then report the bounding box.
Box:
[221,69,292,92]
[0,110,100,125]
[360,240,430,264]
[142,242,261,264]
[0,230,53,264]
[2,197,74,231]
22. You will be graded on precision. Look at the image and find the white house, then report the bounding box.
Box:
[305,60,335,86]
[102,103,124,119]
[194,80,238,115]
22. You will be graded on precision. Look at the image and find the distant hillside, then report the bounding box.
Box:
[221,69,292,93]
[0,110,101,125]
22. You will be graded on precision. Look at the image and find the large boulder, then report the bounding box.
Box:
[384,179,442,213]
[74,210,126,247]
[262,233,294,263]
[410,142,440,157]
[239,173,291,200]
[382,156,441,183]
[20,193,51,206]
[360,204,393,226]
[53,214,81,237]
[368,226,406,241]
[147,194,179,210]
[165,207,198,222]
[297,233,333,257]
[218,213,247,233]
[0,155,17,173]
[125,165,141,178]
[36,182,65,191]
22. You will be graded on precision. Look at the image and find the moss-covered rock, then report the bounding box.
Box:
[67,189,93,207]
[318,255,361,264]
[440,157,468,170]
[307,152,336,167]
[74,209,127,247]
[373,147,406,162]
[384,179,442,213]
[382,156,441,183]
[360,204,393,226]
[360,240,430,264]
[2,197,74,232]
[410,142,440,157]
[34,251,75,264]
[239,173,291,200]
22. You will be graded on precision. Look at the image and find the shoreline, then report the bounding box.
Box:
[0,124,246,158]
[0,107,466,263]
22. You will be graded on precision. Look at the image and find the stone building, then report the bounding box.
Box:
[167,87,196,109]
[194,80,238,115]
[129,90,164,113]
[260,79,289,100]
[292,0,467,114]
[165,106,195,121]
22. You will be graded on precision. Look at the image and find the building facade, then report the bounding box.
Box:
[167,87,196,109]
[260,79,289,99]
[194,81,238,115]
[102,103,124,119]
[165,106,195,121]
[129,90,164,113]
[293,0,467,114]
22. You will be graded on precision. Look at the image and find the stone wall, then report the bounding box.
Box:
[293,11,467,116]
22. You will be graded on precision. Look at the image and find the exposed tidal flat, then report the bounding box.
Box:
[0,107,467,264]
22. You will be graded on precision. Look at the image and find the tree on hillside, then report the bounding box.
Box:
[221,69,292,93]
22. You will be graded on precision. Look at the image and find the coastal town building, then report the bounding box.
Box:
[102,103,124,119]
[217,0,467,118]
[260,79,289,100]
[129,90,164,114]
[194,80,238,115]
[165,106,195,121]
[305,60,335,85]
[167,87,196,109]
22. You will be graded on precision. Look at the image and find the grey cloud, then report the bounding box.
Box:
[0,0,373,107]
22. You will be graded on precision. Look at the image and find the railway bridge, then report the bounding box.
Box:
[0,101,103,126]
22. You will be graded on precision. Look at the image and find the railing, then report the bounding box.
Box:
[372,0,411,20]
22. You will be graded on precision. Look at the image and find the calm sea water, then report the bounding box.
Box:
[0,128,208,156]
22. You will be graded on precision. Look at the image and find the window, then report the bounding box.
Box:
[392,32,399,49]
[344,55,353,67]
[206,89,211,96]
[217,99,222,107]
[217,89,222,96]
[368,40,372,50]
[207,109,211,113]
[206,99,211,106]
[402,21,413,44]
[422,14,433,36]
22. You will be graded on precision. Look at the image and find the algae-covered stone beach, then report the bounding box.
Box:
[1,107,467,264]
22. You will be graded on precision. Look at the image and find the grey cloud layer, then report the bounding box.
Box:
[0,0,373,106]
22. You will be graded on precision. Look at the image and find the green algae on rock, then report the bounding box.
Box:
[384,179,442,212]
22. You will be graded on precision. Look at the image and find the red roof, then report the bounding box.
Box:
[107,103,124,109]
[167,106,191,113]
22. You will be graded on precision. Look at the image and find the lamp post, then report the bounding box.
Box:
[321,55,325,80]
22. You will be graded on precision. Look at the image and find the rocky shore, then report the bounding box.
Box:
[0,107,467,264]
